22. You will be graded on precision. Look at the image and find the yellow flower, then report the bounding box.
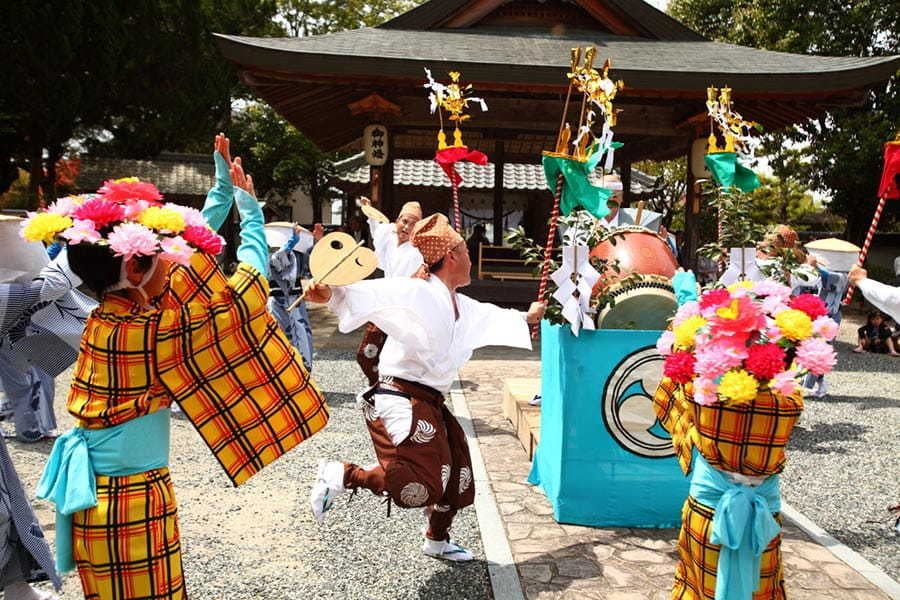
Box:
[775,309,813,341]
[113,177,140,183]
[673,315,707,349]
[21,213,72,243]
[717,369,758,404]
[727,280,754,292]
[138,206,185,233]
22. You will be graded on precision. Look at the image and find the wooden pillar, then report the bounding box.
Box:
[683,137,700,271]
[621,163,633,208]
[492,141,505,245]
[382,134,395,218]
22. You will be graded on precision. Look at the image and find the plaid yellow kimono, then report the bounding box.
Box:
[67,255,328,599]
[653,378,803,600]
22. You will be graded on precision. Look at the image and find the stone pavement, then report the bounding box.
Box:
[458,348,896,600]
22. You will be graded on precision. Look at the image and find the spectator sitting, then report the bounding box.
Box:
[466,223,490,260]
[853,311,899,355]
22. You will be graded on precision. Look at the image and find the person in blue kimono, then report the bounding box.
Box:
[267,223,323,371]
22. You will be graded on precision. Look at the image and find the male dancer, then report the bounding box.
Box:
[355,198,424,385]
[307,213,544,561]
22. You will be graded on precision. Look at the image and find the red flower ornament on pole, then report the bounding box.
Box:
[423,69,488,232]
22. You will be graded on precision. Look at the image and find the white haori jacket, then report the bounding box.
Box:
[328,275,532,393]
[857,277,900,323]
[369,219,425,278]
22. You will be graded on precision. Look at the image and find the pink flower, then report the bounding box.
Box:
[656,330,675,356]
[672,301,700,327]
[47,195,84,217]
[700,288,731,311]
[183,226,225,255]
[812,316,839,341]
[159,235,196,266]
[771,369,799,397]
[98,179,163,204]
[761,295,789,316]
[107,222,159,259]
[60,219,102,244]
[165,203,207,228]
[795,337,837,375]
[74,198,125,228]
[124,200,151,220]
[664,351,697,384]
[709,295,766,340]
[752,280,791,301]
[765,327,783,344]
[695,339,748,379]
[693,377,719,406]
[789,294,829,320]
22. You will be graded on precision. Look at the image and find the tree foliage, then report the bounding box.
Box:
[277,0,417,37]
[0,1,280,206]
[228,104,345,222]
[668,0,900,243]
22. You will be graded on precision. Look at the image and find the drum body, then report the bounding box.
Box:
[590,226,678,330]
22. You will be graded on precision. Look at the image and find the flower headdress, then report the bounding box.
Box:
[657,280,838,405]
[19,178,224,266]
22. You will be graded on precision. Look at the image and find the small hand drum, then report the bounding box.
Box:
[309,232,378,286]
[590,226,678,330]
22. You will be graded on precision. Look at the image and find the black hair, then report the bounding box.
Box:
[429,256,446,273]
[67,243,154,297]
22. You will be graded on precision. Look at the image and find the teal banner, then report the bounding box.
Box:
[704,152,760,193]
[528,322,689,527]
[542,155,612,220]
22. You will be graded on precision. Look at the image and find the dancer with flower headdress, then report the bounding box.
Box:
[654,279,839,600]
[27,134,328,599]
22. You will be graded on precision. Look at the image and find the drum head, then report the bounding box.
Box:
[597,283,676,330]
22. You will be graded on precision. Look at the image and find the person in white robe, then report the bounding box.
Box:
[306,213,544,561]
[356,199,425,385]
[849,264,900,323]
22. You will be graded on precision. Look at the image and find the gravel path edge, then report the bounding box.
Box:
[451,378,525,600]
[782,501,900,599]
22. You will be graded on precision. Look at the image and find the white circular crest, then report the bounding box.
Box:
[363,343,379,359]
[440,464,451,492]
[600,346,674,458]
[410,420,437,444]
[458,466,472,495]
[400,482,429,507]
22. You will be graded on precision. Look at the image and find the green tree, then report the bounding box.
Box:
[0,1,280,206]
[228,104,345,222]
[277,0,417,37]
[667,0,900,244]
[746,174,817,226]
[633,158,686,229]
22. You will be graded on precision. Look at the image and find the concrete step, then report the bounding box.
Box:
[501,378,542,460]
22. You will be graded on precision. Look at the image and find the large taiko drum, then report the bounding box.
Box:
[590,226,678,330]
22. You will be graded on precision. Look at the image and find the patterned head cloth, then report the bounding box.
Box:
[767,224,799,249]
[411,213,463,266]
[399,201,423,220]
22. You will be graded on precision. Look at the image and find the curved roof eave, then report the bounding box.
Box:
[215,32,900,95]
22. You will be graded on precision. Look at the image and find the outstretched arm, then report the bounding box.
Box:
[231,161,269,277]
[202,133,235,231]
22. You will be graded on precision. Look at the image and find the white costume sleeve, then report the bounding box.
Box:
[457,294,532,352]
[327,278,434,351]
[369,220,395,273]
[857,278,900,323]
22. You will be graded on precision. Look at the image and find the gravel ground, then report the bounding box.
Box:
[3,348,490,600]
[781,313,900,582]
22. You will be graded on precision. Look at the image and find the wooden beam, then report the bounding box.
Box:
[683,137,699,271]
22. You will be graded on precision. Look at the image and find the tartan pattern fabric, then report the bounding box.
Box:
[653,378,803,476]
[654,378,801,600]
[672,496,786,600]
[156,255,329,485]
[71,468,184,600]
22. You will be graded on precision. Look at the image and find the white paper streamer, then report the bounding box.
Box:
[550,245,600,336]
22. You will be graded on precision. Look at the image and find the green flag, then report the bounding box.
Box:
[542,154,612,220]
[704,152,760,193]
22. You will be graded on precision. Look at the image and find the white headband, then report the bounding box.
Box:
[604,182,623,191]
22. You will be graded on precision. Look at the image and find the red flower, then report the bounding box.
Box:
[789,294,828,320]
[97,179,163,205]
[183,225,224,255]
[744,343,787,380]
[700,288,731,310]
[664,351,696,384]
[73,198,125,227]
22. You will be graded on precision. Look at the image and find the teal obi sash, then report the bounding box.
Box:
[689,453,782,600]
[36,408,170,573]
